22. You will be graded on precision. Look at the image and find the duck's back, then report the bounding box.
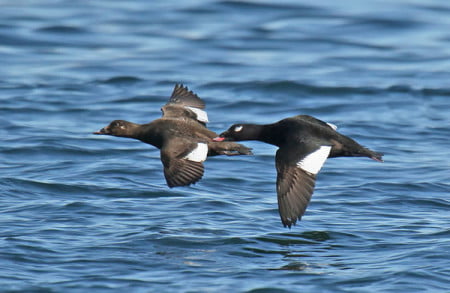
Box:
[286,115,382,160]
[139,118,216,147]
[262,115,335,147]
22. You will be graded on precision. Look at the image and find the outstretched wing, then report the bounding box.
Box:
[161,84,209,124]
[160,138,208,188]
[275,144,331,228]
[168,84,205,109]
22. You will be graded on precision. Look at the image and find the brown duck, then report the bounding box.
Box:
[94,84,252,188]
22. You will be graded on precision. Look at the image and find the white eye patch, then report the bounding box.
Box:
[234,125,243,132]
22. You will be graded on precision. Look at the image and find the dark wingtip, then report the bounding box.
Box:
[174,83,185,90]
[282,219,296,229]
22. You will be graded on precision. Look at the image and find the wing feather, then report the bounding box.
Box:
[275,144,331,228]
[168,84,205,109]
[160,139,207,188]
[161,84,208,123]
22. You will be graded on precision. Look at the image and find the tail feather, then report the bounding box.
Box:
[359,146,383,162]
[369,151,384,162]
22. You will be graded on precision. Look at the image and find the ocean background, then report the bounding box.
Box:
[1,0,449,292]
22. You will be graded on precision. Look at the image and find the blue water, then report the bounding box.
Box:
[1,0,449,292]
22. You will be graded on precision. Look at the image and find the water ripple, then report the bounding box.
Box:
[1,0,449,292]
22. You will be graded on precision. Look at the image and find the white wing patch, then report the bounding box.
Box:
[326,122,338,130]
[186,106,209,123]
[184,143,208,162]
[297,146,332,175]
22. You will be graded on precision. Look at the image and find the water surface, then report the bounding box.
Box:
[1,1,449,292]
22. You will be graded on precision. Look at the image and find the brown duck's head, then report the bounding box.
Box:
[93,120,137,138]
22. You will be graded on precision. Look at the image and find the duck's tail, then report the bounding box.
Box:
[352,146,384,162]
[368,150,384,162]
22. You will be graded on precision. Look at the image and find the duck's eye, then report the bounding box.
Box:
[113,121,125,129]
[234,125,243,132]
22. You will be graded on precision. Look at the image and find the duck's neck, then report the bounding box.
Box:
[259,123,285,147]
[135,122,164,149]
[243,123,281,146]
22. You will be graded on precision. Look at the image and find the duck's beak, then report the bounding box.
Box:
[93,127,107,135]
[213,129,231,141]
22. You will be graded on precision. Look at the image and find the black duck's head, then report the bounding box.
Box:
[214,124,256,142]
[93,120,136,138]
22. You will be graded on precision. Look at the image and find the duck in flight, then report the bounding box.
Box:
[94,84,252,188]
[214,115,383,228]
